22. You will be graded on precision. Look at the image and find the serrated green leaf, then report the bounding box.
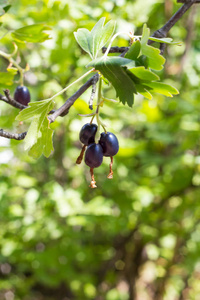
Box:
[135,84,152,100]
[140,24,165,70]
[16,99,55,158]
[11,24,51,43]
[125,40,141,60]
[28,136,43,158]
[149,36,181,45]
[128,66,160,81]
[24,116,41,149]
[74,17,115,59]
[88,56,137,107]
[142,82,179,97]
[0,71,15,85]
[28,118,54,159]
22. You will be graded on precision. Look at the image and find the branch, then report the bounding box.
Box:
[0,129,27,140]
[177,0,200,2]
[103,0,197,55]
[102,46,129,54]
[0,89,27,110]
[0,74,99,140]
[149,0,197,41]
[48,73,99,124]
[1,1,198,140]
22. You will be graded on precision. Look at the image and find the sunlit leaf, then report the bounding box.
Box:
[140,24,165,70]
[143,82,179,97]
[11,24,52,43]
[7,67,18,75]
[135,84,152,99]
[128,66,160,81]
[0,71,15,85]
[125,40,141,60]
[149,36,181,45]
[16,99,55,158]
[74,17,115,59]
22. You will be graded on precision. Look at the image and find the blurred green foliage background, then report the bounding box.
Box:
[1,0,200,299]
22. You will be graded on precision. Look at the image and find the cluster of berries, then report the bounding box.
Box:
[13,86,119,188]
[14,85,31,106]
[76,123,119,188]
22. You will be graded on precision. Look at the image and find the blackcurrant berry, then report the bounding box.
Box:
[99,132,119,157]
[84,143,103,168]
[14,86,31,106]
[79,123,97,146]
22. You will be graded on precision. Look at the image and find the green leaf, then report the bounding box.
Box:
[74,17,115,59]
[128,66,160,81]
[74,28,91,57]
[135,84,152,100]
[7,67,18,76]
[90,18,115,59]
[0,0,10,16]
[88,56,137,107]
[16,99,55,158]
[28,119,54,159]
[149,36,181,45]
[140,24,165,70]
[142,82,179,97]
[0,71,15,85]
[136,55,149,68]
[125,40,141,60]
[11,24,52,43]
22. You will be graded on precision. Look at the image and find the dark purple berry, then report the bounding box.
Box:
[14,85,31,106]
[99,132,119,157]
[84,143,103,168]
[79,123,97,146]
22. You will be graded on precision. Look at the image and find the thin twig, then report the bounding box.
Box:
[0,1,198,140]
[0,129,27,140]
[177,5,196,74]
[177,0,200,3]
[0,89,26,110]
[102,1,197,54]
[149,0,197,42]
[102,46,129,54]
[48,73,99,123]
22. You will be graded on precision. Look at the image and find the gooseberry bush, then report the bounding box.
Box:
[0,17,179,187]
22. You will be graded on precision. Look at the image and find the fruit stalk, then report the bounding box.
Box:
[76,145,86,164]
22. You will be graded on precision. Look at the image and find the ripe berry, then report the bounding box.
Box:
[79,123,97,145]
[84,143,103,168]
[14,85,31,106]
[99,132,119,157]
